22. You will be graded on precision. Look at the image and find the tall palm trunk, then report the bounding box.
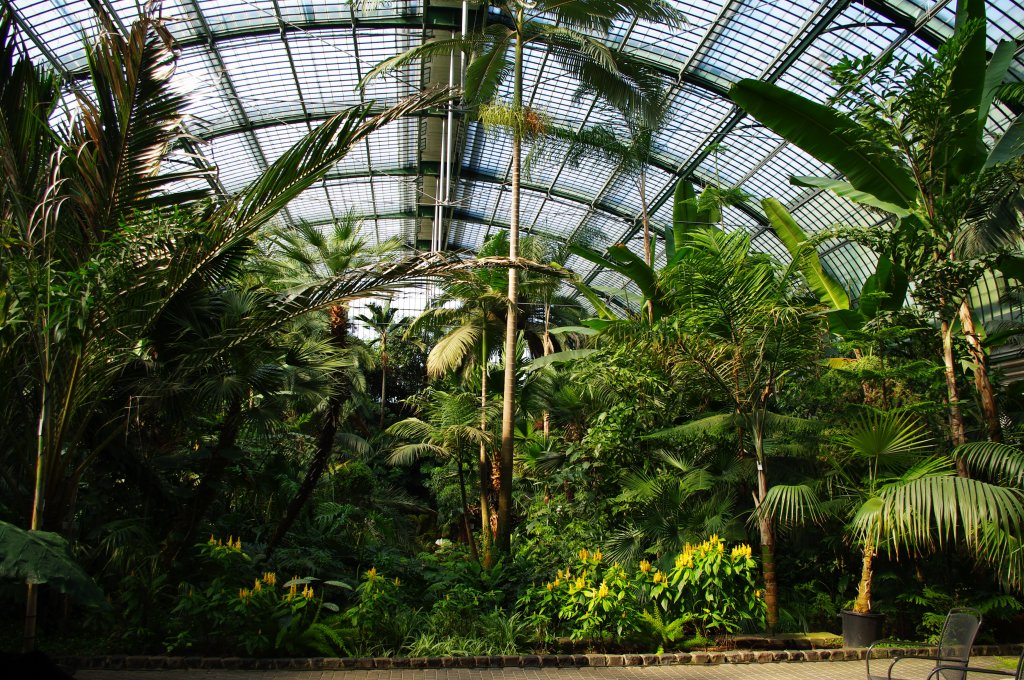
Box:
[751,413,779,631]
[496,25,524,558]
[455,446,479,562]
[639,170,654,324]
[267,304,350,556]
[941,317,968,449]
[479,327,494,567]
[542,302,553,439]
[959,298,1000,443]
[379,332,388,430]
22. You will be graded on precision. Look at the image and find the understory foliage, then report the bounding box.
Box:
[4,0,1024,659]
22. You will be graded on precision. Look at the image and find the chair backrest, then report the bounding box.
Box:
[935,608,982,680]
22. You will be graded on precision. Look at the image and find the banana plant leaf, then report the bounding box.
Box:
[524,348,598,373]
[668,178,698,261]
[730,79,917,210]
[858,254,909,319]
[827,309,867,336]
[790,176,910,216]
[762,197,850,310]
[0,521,106,608]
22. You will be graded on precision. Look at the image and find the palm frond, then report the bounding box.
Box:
[954,441,1024,486]
[756,483,826,528]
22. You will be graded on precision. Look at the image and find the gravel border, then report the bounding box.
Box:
[56,644,1023,671]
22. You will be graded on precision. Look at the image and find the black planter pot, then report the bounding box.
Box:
[841,609,886,647]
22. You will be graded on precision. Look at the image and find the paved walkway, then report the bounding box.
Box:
[76,656,1019,680]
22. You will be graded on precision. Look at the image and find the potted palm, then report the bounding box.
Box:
[834,410,929,646]
[760,408,1024,646]
[837,410,1024,645]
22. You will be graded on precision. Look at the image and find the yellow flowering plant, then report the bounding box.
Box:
[166,539,351,656]
[519,548,643,647]
[638,536,764,641]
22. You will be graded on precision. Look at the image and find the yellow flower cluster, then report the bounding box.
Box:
[596,581,609,599]
[639,560,651,573]
[208,534,242,550]
[301,584,315,600]
[366,567,378,581]
[730,544,753,560]
[262,571,277,586]
[652,570,665,584]
[577,548,603,562]
[239,587,251,602]
[675,549,694,569]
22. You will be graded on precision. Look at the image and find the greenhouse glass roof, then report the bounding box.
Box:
[7,0,1024,322]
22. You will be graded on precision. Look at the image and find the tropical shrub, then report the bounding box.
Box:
[639,536,764,640]
[165,536,348,656]
[520,538,764,650]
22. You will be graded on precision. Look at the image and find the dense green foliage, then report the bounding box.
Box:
[2,0,1024,657]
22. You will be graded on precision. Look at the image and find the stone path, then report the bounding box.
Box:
[76,655,1020,680]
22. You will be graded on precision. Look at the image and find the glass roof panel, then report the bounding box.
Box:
[11,0,1023,316]
[692,0,816,86]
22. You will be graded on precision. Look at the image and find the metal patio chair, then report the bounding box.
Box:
[926,648,1024,680]
[866,608,983,680]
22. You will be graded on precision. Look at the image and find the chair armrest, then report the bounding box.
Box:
[927,666,1015,680]
[865,640,904,680]
[888,653,957,680]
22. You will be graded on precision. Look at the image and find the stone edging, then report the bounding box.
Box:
[56,644,1023,672]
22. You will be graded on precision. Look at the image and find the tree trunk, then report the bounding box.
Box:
[455,448,479,562]
[267,303,350,555]
[161,397,244,566]
[265,394,343,557]
[496,28,524,558]
[542,302,552,439]
[941,317,967,448]
[959,298,1000,444]
[639,170,654,324]
[379,334,388,431]
[479,330,494,568]
[853,539,875,614]
[752,416,778,631]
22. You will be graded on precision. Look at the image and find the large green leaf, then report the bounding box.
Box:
[985,113,1024,168]
[0,521,106,608]
[670,178,699,259]
[791,176,910,216]
[757,484,826,527]
[859,254,908,319]
[945,0,988,180]
[995,253,1024,282]
[523,348,598,372]
[979,40,1016,125]
[826,309,866,336]
[730,79,917,209]
[762,198,849,310]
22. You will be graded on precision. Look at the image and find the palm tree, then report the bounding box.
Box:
[731,0,1024,445]
[411,233,510,565]
[364,0,683,558]
[655,227,825,630]
[387,388,496,562]
[759,409,1024,613]
[355,302,407,429]
[0,3,453,647]
[263,218,402,556]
